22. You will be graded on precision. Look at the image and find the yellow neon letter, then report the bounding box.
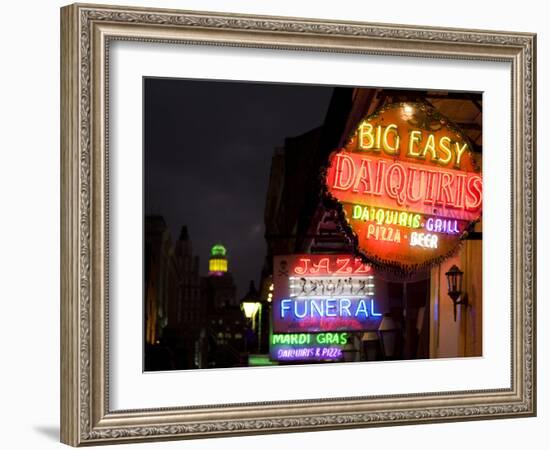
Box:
[376,125,382,149]
[358,122,374,150]
[438,136,452,165]
[382,124,400,154]
[407,130,422,158]
[421,133,438,161]
[454,142,468,168]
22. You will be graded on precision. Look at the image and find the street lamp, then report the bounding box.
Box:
[445,264,467,322]
[241,301,261,331]
[241,300,261,358]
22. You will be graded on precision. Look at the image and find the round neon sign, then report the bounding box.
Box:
[325,102,482,272]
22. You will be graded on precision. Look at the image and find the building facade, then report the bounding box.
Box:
[262,87,483,363]
[144,217,206,370]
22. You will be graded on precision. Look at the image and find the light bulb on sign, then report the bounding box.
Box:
[402,104,414,119]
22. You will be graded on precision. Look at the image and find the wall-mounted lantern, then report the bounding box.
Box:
[445,265,467,321]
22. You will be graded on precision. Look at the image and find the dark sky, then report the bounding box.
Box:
[144,78,334,298]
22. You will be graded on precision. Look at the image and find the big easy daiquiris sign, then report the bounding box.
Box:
[325,102,482,272]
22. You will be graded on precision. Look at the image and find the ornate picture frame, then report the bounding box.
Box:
[60,3,536,446]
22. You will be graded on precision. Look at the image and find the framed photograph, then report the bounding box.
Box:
[60,3,536,446]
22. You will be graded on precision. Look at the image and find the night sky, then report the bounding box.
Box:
[144,78,334,298]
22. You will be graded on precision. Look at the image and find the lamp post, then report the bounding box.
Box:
[445,264,467,322]
[240,280,263,357]
[241,301,261,331]
[241,301,260,358]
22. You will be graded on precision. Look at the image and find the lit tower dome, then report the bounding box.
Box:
[208,243,228,276]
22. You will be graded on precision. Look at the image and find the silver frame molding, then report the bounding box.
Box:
[60,3,536,446]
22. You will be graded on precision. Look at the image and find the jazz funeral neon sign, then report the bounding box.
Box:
[325,102,482,269]
[289,276,375,299]
[292,255,372,275]
[280,298,381,320]
[272,255,383,333]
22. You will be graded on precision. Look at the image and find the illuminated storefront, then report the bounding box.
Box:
[268,98,483,364]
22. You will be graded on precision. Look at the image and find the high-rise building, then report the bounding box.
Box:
[143,217,207,370]
[202,243,237,309]
[201,244,247,367]
[144,215,177,348]
[174,226,207,369]
[208,243,228,275]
